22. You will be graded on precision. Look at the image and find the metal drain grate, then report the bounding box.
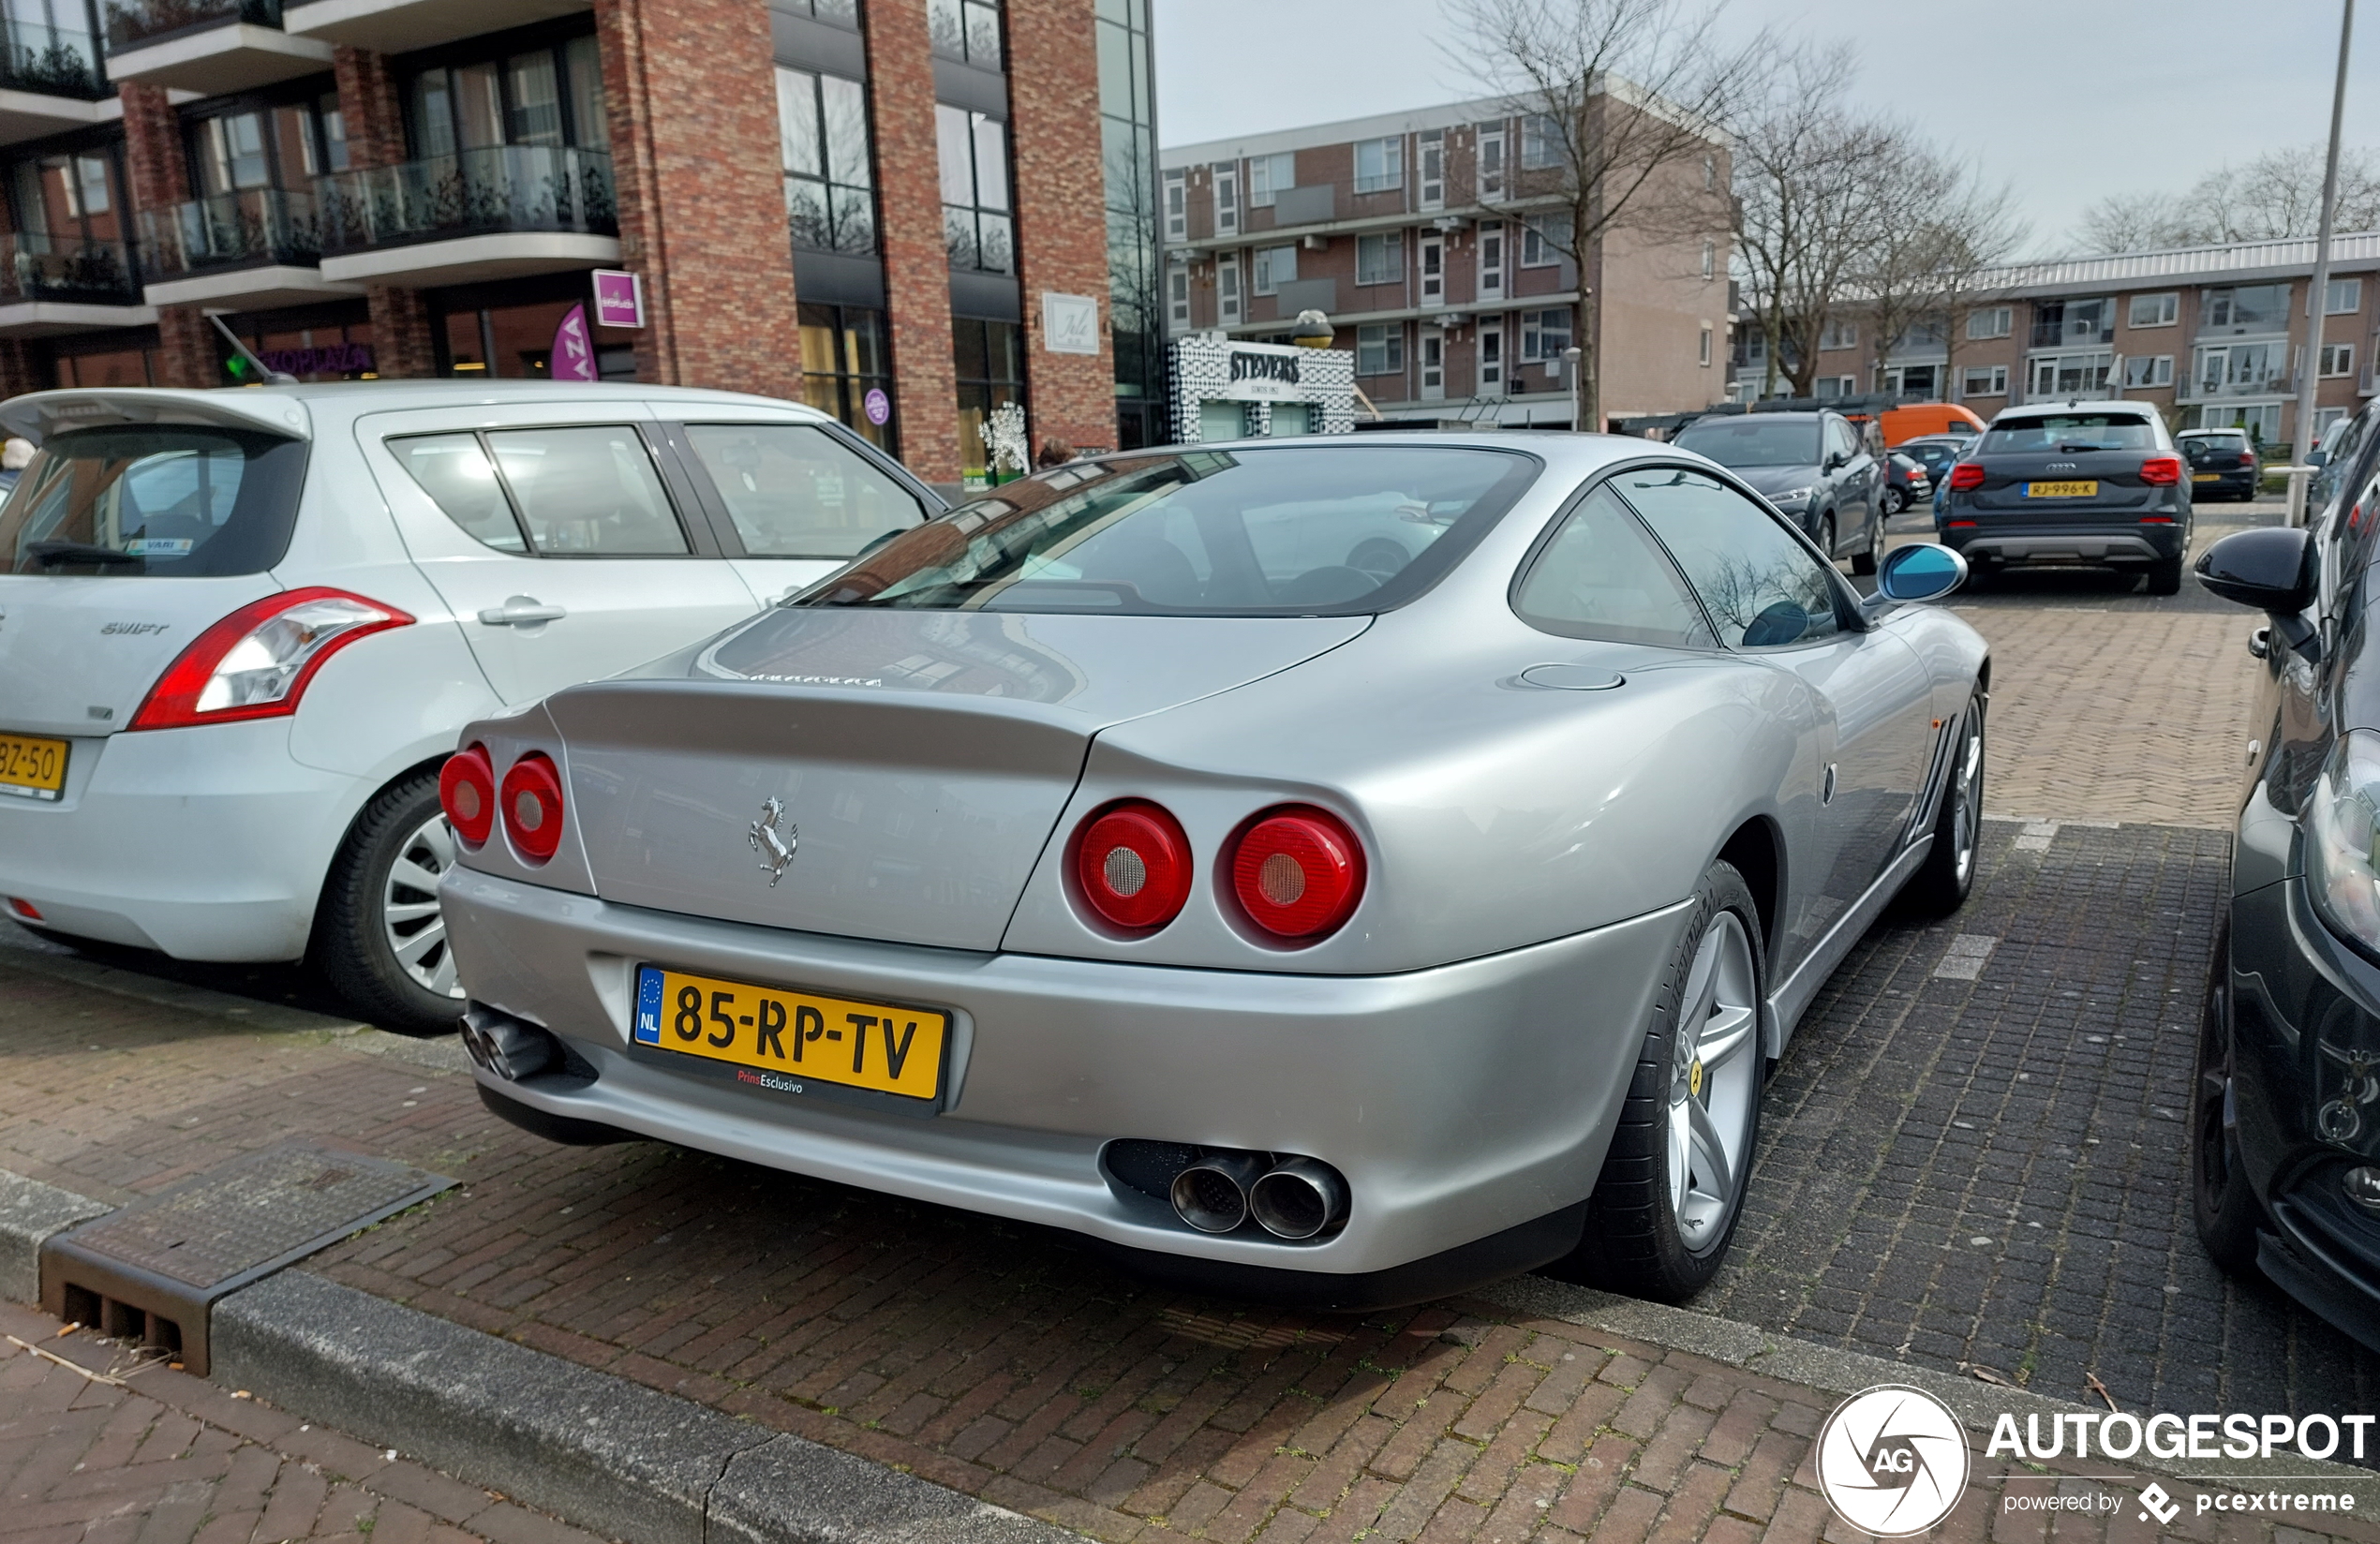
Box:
[40,1140,451,1374]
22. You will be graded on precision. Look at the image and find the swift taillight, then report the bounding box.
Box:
[1228,807,1366,942]
[1071,800,1192,931]
[439,744,498,847]
[499,753,566,864]
[128,587,413,731]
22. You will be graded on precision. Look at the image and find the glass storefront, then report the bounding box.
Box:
[439,295,636,379]
[798,302,895,455]
[954,315,1024,487]
[228,313,377,382]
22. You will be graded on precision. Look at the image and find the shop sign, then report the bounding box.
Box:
[1040,291,1100,355]
[258,342,373,377]
[1224,345,1305,401]
[552,304,598,381]
[592,270,646,329]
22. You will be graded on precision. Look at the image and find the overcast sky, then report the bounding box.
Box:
[1149,0,2377,257]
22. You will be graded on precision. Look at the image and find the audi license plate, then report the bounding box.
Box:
[2024,481,2098,498]
[632,964,948,1103]
[0,733,67,801]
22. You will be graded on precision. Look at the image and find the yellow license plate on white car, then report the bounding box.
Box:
[2024,481,2098,498]
[0,733,67,801]
[631,964,949,1103]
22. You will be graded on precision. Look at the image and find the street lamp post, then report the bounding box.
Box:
[2291,0,2356,527]
[1563,346,1584,432]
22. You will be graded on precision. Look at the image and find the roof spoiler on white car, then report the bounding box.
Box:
[0,388,312,445]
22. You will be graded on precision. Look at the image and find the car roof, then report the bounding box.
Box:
[1988,400,2155,421]
[1684,410,1831,424]
[1078,430,1726,484]
[0,381,830,443]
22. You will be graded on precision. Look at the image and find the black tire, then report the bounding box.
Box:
[1554,860,1766,1302]
[2147,554,2184,595]
[1901,692,1985,916]
[1851,512,1881,576]
[316,769,468,1037]
[1816,514,1836,564]
[2191,923,2263,1275]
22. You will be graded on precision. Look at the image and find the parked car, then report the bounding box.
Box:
[1671,409,1886,573]
[2179,428,2262,502]
[440,436,1987,1309]
[0,383,939,1033]
[2309,411,2369,517]
[1879,401,1986,448]
[2191,391,2380,1353]
[1935,401,2192,594]
[1882,453,1932,516]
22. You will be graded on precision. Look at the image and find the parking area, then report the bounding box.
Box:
[2,495,2373,1540]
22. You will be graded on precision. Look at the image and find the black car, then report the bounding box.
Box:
[1895,435,1965,497]
[2179,428,2262,502]
[1882,452,1932,516]
[1936,401,2192,594]
[1671,409,1884,572]
[2194,393,2380,1353]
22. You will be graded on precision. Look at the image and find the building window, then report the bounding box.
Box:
[2320,342,2357,378]
[2194,340,2286,394]
[1248,151,1292,207]
[1216,253,1241,323]
[777,68,874,256]
[1520,215,1559,267]
[780,0,858,21]
[189,93,347,198]
[1356,230,1402,286]
[927,0,1002,68]
[1168,262,1190,331]
[1356,322,1403,375]
[1253,244,1295,295]
[1477,126,1504,200]
[953,316,1023,488]
[1961,364,2008,397]
[936,104,1012,273]
[438,293,634,379]
[1418,129,1442,208]
[1162,169,1184,241]
[1966,305,2011,340]
[408,35,605,159]
[798,302,895,453]
[1520,112,1560,169]
[2121,354,2173,388]
[2127,291,2178,328]
[1477,219,1504,299]
[1212,161,1237,236]
[1819,319,1856,351]
[2203,283,2289,331]
[1700,239,1714,281]
[11,147,128,274]
[1353,136,1401,194]
[1699,323,1712,367]
[2326,276,2363,315]
[2030,349,2113,397]
[1521,306,1570,361]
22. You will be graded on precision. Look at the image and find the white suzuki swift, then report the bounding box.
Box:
[0,382,937,1032]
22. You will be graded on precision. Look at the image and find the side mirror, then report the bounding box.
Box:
[2309,448,2329,468]
[1823,452,1846,472]
[2194,527,2313,613]
[1871,542,1967,605]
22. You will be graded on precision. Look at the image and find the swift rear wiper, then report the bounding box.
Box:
[25,541,141,567]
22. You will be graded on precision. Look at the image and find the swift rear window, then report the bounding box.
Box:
[0,425,308,576]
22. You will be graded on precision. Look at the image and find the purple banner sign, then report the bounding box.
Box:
[551,303,597,381]
[591,269,645,329]
[260,342,373,377]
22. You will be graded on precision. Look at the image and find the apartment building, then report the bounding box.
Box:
[1161,95,1731,431]
[1734,230,2380,450]
[0,0,1162,485]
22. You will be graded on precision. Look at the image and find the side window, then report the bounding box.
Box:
[485,426,688,556]
[390,433,526,553]
[1512,483,1713,647]
[1826,419,1856,464]
[1610,466,1844,648]
[680,423,927,558]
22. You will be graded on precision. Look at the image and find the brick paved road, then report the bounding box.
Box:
[0,1298,600,1544]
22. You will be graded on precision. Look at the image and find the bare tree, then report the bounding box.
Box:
[1439,0,1773,429]
[2075,144,2380,253]
[1857,150,2027,399]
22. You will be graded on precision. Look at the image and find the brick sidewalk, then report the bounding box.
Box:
[0,1298,602,1544]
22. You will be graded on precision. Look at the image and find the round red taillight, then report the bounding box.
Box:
[439,744,497,847]
[1229,807,1365,941]
[1072,800,1193,932]
[498,752,566,864]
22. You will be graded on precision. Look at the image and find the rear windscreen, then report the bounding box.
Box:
[0,425,308,576]
[1980,415,2156,453]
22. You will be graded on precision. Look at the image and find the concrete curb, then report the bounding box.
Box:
[0,1171,108,1303]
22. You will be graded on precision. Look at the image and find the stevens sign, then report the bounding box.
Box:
[1225,347,1306,400]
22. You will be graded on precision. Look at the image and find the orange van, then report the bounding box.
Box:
[1880,402,1986,446]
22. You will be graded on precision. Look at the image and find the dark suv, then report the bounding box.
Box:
[1936,401,2191,594]
[1671,409,1883,572]
[2179,428,2261,501]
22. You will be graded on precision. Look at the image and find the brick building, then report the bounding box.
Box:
[0,0,1162,487]
[1734,230,2380,452]
[1160,94,1732,432]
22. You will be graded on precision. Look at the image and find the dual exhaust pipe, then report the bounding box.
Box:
[1170,1151,1348,1240]
[461,1002,558,1082]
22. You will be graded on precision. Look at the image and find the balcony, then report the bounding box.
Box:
[282,0,584,55]
[316,146,618,288]
[139,187,360,308]
[102,0,331,94]
[0,234,153,333]
[2175,371,2293,406]
[0,22,114,145]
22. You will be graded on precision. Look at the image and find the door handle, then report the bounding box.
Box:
[478,598,567,627]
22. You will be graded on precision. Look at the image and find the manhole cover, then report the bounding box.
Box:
[41,1139,452,1374]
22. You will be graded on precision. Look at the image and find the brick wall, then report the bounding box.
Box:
[860,0,959,484]
[592,0,801,399]
[119,82,212,389]
[1004,0,1114,456]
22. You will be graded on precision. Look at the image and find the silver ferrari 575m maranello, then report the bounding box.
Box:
[439,434,1988,1309]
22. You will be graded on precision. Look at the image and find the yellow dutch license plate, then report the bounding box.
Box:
[2193,472,2220,482]
[0,733,67,801]
[631,964,948,1103]
[2024,480,2098,498]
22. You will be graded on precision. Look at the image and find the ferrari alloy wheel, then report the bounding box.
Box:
[2191,923,2262,1274]
[318,768,470,1037]
[1902,693,1985,915]
[1560,859,1766,1302]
